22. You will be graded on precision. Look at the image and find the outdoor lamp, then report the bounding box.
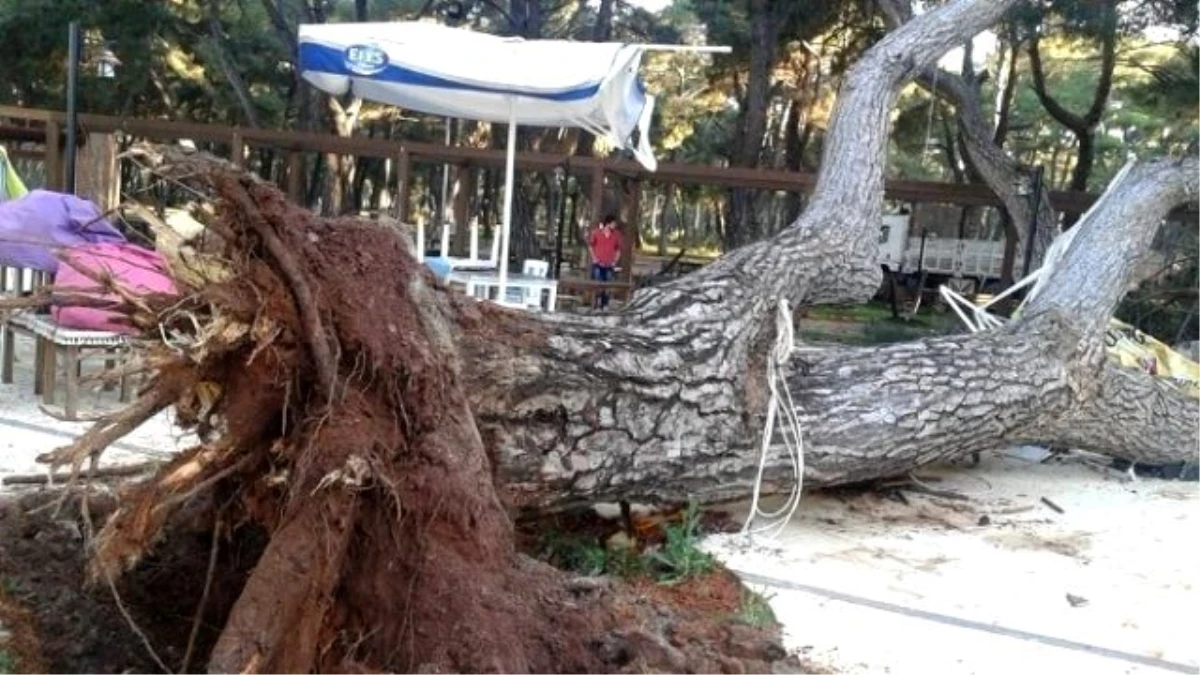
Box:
[96,46,121,79]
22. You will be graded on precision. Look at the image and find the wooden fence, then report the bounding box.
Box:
[9,105,1183,284]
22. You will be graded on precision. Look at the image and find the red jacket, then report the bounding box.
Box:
[588,227,622,267]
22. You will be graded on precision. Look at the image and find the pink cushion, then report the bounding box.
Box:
[52,242,177,334]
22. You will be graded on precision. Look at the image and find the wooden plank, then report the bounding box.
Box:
[0,125,60,144]
[4,147,43,161]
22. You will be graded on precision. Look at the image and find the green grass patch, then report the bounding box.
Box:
[535,501,717,585]
[646,502,716,585]
[805,302,897,323]
[798,302,963,346]
[0,648,15,674]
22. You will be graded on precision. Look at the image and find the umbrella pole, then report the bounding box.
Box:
[497,102,517,304]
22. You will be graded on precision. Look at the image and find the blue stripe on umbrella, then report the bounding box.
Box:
[298,42,601,102]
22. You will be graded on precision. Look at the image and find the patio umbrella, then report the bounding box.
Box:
[297,20,724,301]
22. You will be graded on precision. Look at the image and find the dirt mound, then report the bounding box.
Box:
[9,148,811,673]
[0,490,809,674]
[0,491,261,673]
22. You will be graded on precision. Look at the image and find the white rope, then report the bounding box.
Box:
[742,298,806,539]
[1021,159,1136,312]
[939,159,1140,335]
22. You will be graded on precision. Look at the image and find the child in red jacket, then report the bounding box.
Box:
[587,213,622,309]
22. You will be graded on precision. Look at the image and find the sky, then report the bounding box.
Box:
[626,0,672,11]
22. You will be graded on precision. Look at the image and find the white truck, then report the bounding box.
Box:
[878,213,1007,296]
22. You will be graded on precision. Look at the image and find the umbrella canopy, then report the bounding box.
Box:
[297,21,657,170]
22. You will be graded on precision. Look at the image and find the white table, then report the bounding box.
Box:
[447,269,558,312]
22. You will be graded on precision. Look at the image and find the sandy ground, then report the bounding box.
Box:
[2,332,1197,674]
[0,336,193,481]
[704,452,1199,675]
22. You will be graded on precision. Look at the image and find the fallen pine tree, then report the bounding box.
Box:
[6,0,1197,671]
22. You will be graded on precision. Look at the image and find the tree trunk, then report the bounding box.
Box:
[723,0,778,250]
[443,0,1199,511]
[464,155,1198,511]
[205,2,262,128]
[323,97,361,215]
[1027,0,1119,222]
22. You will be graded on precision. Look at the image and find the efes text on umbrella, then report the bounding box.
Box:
[344,44,389,76]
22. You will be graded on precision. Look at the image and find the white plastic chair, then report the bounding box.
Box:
[504,259,550,309]
[523,259,549,278]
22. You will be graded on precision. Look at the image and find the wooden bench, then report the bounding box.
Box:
[6,311,132,420]
[556,278,634,308]
[1,266,133,420]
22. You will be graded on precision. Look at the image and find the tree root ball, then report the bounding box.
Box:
[54,155,807,674]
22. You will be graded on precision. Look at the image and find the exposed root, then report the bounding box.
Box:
[212,174,337,395]
[181,505,224,674]
[36,385,176,477]
[0,461,160,486]
[207,491,359,673]
[102,566,171,674]
[89,440,242,581]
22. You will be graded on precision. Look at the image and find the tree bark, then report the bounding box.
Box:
[468,154,1197,512]
[440,0,1199,513]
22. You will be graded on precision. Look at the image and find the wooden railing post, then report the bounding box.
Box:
[43,120,62,190]
[76,131,120,210]
[286,151,304,204]
[230,132,245,168]
[395,148,411,223]
[619,177,641,283]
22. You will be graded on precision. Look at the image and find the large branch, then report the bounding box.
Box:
[1021,156,1200,339]
[1027,5,1119,196]
[877,0,1057,271]
[1016,364,1197,465]
[627,0,1024,321]
[1027,35,1087,133]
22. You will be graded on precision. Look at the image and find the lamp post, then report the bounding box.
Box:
[1021,165,1045,279]
[64,21,80,194]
